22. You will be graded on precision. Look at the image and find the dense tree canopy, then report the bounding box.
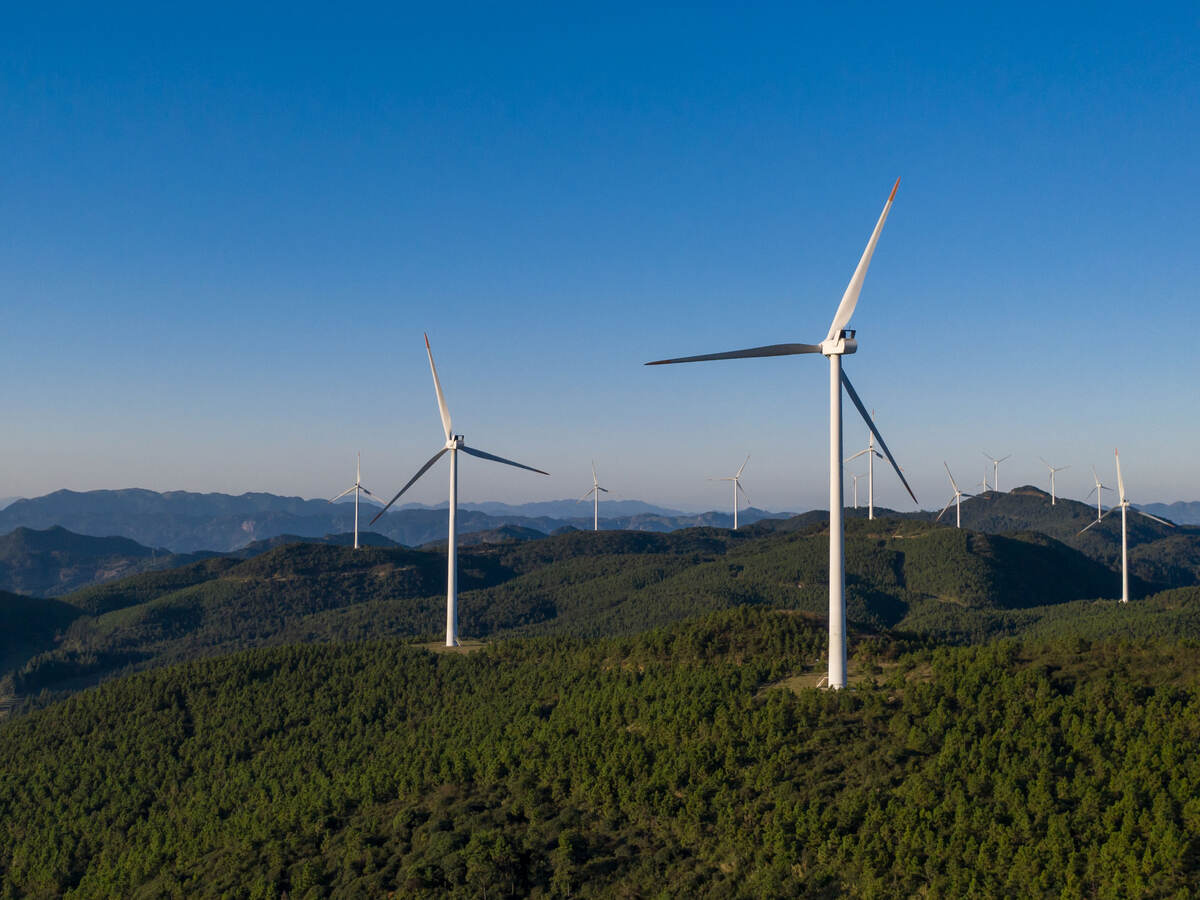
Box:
[1,608,1198,897]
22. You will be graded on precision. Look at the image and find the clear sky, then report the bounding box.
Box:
[2,3,1197,512]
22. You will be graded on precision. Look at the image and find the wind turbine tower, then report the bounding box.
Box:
[982,451,1011,493]
[1039,457,1070,505]
[1079,449,1173,603]
[851,472,862,509]
[1086,466,1111,522]
[329,453,383,549]
[845,411,883,519]
[711,454,751,529]
[935,462,973,528]
[372,335,549,645]
[648,179,916,689]
[579,461,609,531]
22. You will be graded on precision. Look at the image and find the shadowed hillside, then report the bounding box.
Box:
[0,526,209,597]
[3,518,1158,701]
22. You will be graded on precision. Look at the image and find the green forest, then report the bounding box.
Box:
[1,608,1199,897]
[2,510,1200,896]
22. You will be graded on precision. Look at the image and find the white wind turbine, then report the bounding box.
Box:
[579,461,609,531]
[1085,465,1111,522]
[1079,449,1173,604]
[845,411,884,519]
[711,454,752,530]
[1039,457,1070,505]
[647,178,916,689]
[977,471,990,494]
[329,452,384,550]
[935,462,973,528]
[982,450,1011,493]
[850,472,862,509]
[371,334,549,645]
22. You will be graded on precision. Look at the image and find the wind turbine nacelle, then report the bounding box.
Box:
[820,336,858,356]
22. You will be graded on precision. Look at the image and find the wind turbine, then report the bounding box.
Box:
[329,452,384,550]
[1079,449,1173,603]
[1085,466,1111,522]
[977,472,990,494]
[850,472,862,509]
[578,461,609,531]
[1038,457,1070,505]
[647,178,916,689]
[845,411,884,519]
[982,450,1011,493]
[371,334,549,645]
[711,454,751,530]
[935,462,973,528]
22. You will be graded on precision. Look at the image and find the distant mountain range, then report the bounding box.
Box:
[1137,500,1200,525]
[0,489,791,553]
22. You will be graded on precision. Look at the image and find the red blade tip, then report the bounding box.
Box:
[888,177,900,202]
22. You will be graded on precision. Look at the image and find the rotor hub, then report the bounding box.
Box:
[820,330,858,356]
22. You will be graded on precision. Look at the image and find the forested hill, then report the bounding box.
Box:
[2,518,1176,702]
[1,608,1198,897]
[0,526,206,597]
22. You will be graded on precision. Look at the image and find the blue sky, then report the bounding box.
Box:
[1,4,1197,512]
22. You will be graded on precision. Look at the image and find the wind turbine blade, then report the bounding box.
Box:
[736,454,751,478]
[461,445,550,476]
[841,371,918,504]
[844,448,870,463]
[597,486,610,493]
[982,450,994,462]
[1114,449,1125,503]
[943,462,960,493]
[1038,456,1049,468]
[736,482,750,507]
[935,497,954,522]
[825,178,900,343]
[425,333,453,441]
[1135,509,1174,527]
[591,460,597,482]
[646,343,822,365]
[329,486,356,503]
[369,448,450,524]
[1086,486,1097,499]
[578,488,596,502]
[1078,506,1114,535]
[358,486,381,499]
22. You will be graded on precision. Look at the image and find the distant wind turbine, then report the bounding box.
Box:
[982,450,1011,493]
[845,411,884,519]
[329,453,383,550]
[371,334,549,645]
[1086,466,1111,522]
[1038,457,1070,505]
[935,462,973,528]
[578,461,609,531]
[1079,448,1173,603]
[710,454,751,530]
[647,178,916,689]
[850,472,862,509]
[977,472,990,494]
